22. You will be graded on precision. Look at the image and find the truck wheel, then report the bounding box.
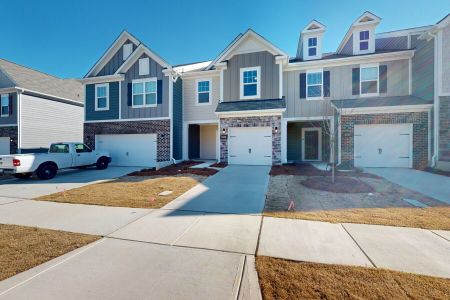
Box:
[14,173,33,179]
[96,157,109,170]
[36,164,57,180]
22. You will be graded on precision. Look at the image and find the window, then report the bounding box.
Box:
[240,66,260,99]
[1,94,9,117]
[75,143,92,153]
[359,30,369,51]
[308,37,317,57]
[95,84,109,111]
[132,78,157,107]
[49,144,69,153]
[123,43,133,60]
[306,70,323,99]
[139,58,149,75]
[360,65,379,96]
[197,80,211,104]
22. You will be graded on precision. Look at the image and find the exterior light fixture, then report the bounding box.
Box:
[222,128,227,134]
[274,126,278,133]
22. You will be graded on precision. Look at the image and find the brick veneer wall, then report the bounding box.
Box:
[219,115,281,165]
[341,112,429,169]
[439,96,450,161]
[0,126,18,154]
[84,120,170,162]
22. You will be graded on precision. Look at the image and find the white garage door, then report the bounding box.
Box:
[0,137,10,155]
[228,127,272,165]
[95,134,157,167]
[354,124,412,168]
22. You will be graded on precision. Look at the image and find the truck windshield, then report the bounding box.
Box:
[49,144,69,153]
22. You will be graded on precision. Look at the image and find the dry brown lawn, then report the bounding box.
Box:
[0,224,99,281]
[36,174,205,209]
[264,207,450,230]
[256,256,450,300]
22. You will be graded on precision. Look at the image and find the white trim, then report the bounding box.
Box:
[131,78,157,108]
[80,74,125,84]
[122,43,133,61]
[409,124,414,168]
[439,92,450,96]
[340,104,432,115]
[306,69,324,100]
[115,44,171,75]
[0,94,9,117]
[277,60,283,98]
[301,127,322,161]
[168,74,173,160]
[283,116,332,121]
[376,25,433,39]
[408,58,412,95]
[0,123,17,127]
[338,114,341,165]
[180,69,221,79]
[84,117,170,123]
[118,81,122,119]
[360,63,379,97]
[138,58,150,76]
[428,109,432,163]
[196,78,212,105]
[17,91,22,153]
[239,66,261,100]
[219,68,225,102]
[216,109,285,118]
[94,83,109,111]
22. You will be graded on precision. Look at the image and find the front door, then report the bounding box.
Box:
[302,128,321,161]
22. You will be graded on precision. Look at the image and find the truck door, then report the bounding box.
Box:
[74,143,96,166]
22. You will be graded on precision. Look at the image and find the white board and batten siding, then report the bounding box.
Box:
[228,127,272,165]
[20,94,83,150]
[354,124,412,168]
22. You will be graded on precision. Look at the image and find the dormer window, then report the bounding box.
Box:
[359,31,369,51]
[308,38,317,57]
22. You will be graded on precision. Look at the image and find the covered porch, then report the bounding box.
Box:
[186,122,219,161]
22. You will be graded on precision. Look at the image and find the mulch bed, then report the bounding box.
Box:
[300,176,375,193]
[270,163,379,179]
[423,167,450,178]
[210,162,228,168]
[128,161,218,177]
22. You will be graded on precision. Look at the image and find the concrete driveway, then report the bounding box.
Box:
[0,166,141,198]
[366,168,450,204]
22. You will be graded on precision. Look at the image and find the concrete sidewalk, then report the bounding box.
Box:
[258,217,450,278]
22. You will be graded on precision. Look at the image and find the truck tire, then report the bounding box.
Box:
[36,163,57,180]
[96,157,109,170]
[14,173,33,179]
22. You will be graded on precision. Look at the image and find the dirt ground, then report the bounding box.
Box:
[37,174,206,209]
[0,224,99,281]
[256,256,450,300]
[128,161,218,177]
[264,174,450,230]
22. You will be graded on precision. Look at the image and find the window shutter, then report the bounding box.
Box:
[8,95,13,115]
[323,71,331,97]
[352,68,360,95]
[157,80,163,104]
[127,83,132,106]
[299,73,306,99]
[379,65,388,93]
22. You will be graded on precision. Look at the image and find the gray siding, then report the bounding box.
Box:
[121,54,169,119]
[0,69,15,88]
[0,92,17,125]
[173,79,183,160]
[183,75,220,122]
[284,59,410,118]
[411,35,434,101]
[85,82,120,120]
[442,26,450,93]
[20,94,83,150]
[223,51,279,101]
[376,36,408,50]
[340,34,353,55]
[97,40,137,76]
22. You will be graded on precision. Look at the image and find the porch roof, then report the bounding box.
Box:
[215,98,286,113]
[331,95,432,109]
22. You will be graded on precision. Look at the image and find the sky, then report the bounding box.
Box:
[1,0,449,78]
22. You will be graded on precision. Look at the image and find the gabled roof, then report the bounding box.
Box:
[206,29,288,70]
[84,30,140,78]
[337,11,382,53]
[301,20,326,34]
[114,43,171,74]
[0,58,83,102]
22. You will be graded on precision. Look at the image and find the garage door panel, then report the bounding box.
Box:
[228,127,272,166]
[0,137,10,155]
[96,134,157,167]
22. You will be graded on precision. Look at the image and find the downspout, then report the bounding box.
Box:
[16,87,24,154]
[429,31,439,167]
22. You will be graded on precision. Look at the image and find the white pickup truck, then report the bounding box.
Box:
[0,142,111,180]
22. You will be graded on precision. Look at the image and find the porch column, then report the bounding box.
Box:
[281,119,287,164]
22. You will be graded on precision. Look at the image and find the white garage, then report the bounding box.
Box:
[95,134,157,167]
[0,137,10,155]
[354,124,412,168]
[228,127,272,165]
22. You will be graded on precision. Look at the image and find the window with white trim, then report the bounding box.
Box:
[308,37,317,57]
[359,30,369,51]
[139,58,150,75]
[95,84,109,111]
[1,94,9,117]
[123,43,133,61]
[132,78,157,107]
[197,79,211,104]
[240,66,260,99]
[360,65,379,96]
[306,70,323,99]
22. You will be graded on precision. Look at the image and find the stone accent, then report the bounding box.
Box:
[439,96,450,162]
[84,120,170,162]
[341,112,429,170]
[219,115,281,165]
[0,126,18,154]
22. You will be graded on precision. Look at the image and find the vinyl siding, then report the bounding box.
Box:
[121,54,169,119]
[0,69,15,88]
[411,35,434,101]
[183,75,220,121]
[283,59,410,118]
[85,82,120,120]
[340,34,353,55]
[442,26,450,93]
[223,51,279,101]
[375,36,408,50]
[97,40,137,76]
[173,78,183,160]
[0,92,17,125]
[20,94,83,150]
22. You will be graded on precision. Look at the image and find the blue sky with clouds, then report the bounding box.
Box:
[1,0,448,78]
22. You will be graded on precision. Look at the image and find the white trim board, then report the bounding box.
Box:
[338,104,432,115]
[216,109,285,118]
[84,117,170,123]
